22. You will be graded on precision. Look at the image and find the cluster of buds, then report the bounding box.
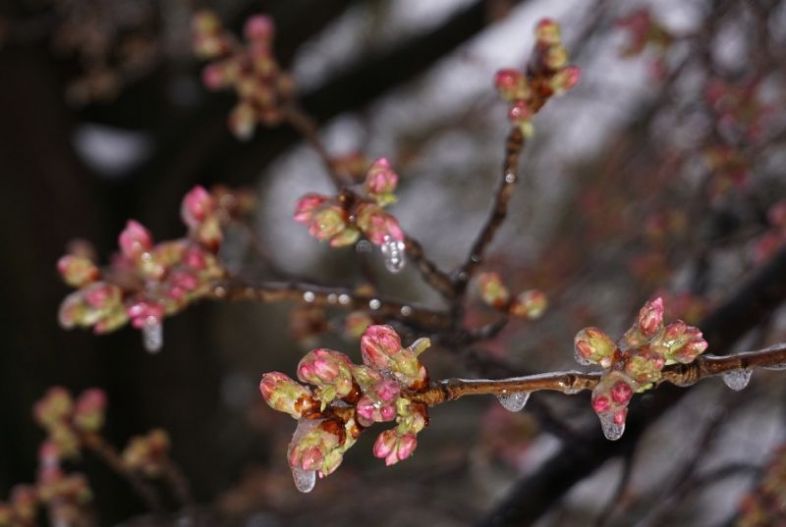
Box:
[0,486,38,527]
[615,8,673,79]
[705,78,772,143]
[474,272,548,320]
[294,158,404,249]
[259,325,431,492]
[121,429,171,478]
[494,19,580,135]
[34,387,108,462]
[58,186,252,352]
[193,10,294,140]
[753,201,786,263]
[738,442,786,527]
[574,297,708,440]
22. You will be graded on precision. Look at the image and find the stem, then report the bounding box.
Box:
[161,459,193,508]
[404,235,456,299]
[453,126,526,296]
[409,343,786,406]
[209,281,452,330]
[80,432,162,513]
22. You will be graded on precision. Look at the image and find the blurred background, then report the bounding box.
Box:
[2,0,786,525]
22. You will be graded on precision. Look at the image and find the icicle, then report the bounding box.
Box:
[598,412,625,441]
[142,317,163,353]
[380,235,406,274]
[496,391,530,412]
[722,369,752,391]
[291,467,316,493]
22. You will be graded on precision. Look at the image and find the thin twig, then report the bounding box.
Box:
[409,343,786,406]
[209,281,452,330]
[80,432,162,513]
[454,126,525,296]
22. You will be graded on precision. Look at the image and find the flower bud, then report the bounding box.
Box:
[57,255,99,287]
[535,18,561,46]
[365,157,398,205]
[228,102,257,140]
[574,327,616,367]
[73,389,107,432]
[259,372,316,419]
[297,349,354,406]
[355,204,404,245]
[494,69,525,101]
[122,429,170,476]
[244,15,275,42]
[637,297,664,337]
[372,430,418,466]
[652,321,708,364]
[510,289,548,319]
[118,220,153,260]
[360,325,424,387]
[287,419,346,477]
[623,347,665,385]
[181,186,214,229]
[355,379,400,425]
[34,387,74,428]
[477,272,510,308]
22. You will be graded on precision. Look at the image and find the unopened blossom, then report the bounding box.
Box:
[287,419,350,478]
[118,220,153,261]
[297,349,354,407]
[355,378,400,425]
[476,272,510,308]
[259,372,316,419]
[57,255,98,288]
[355,203,404,246]
[372,430,418,466]
[574,327,617,367]
[181,185,215,230]
[73,389,107,432]
[651,321,708,364]
[510,289,548,319]
[364,158,398,205]
[360,325,426,388]
[34,387,74,428]
[122,429,170,477]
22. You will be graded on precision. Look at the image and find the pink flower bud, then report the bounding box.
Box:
[610,380,633,405]
[355,378,400,425]
[259,372,315,419]
[543,45,568,70]
[355,204,404,245]
[118,220,153,260]
[34,387,74,428]
[477,272,510,308]
[360,325,402,370]
[287,419,347,477]
[494,69,524,101]
[574,327,617,367]
[591,394,610,413]
[509,289,548,319]
[637,297,664,336]
[297,349,354,405]
[535,18,561,45]
[127,300,165,329]
[57,255,99,288]
[244,15,275,42]
[73,389,107,432]
[364,157,398,199]
[372,430,418,466]
[181,186,214,229]
[653,321,708,364]
[310,205,348,241]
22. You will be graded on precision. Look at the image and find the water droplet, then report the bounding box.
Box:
[338,294,351,305]
[598,412,625,441]
[142,317,163,353]
[291,466,316,493]
[369,299,381,310]
[327,293,338,304]
[496,391,530,412]
[505,173,517,184]
[722,369,752,391]
[380,235,407,274]
[574,349,592,366]
[400,305,412,316]
[303,291,315,303]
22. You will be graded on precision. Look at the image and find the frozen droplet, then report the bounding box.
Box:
[722,369,752,391]
[598,412,625,441]
[505,173,517,184]
[291,466,316,493]
[496,391,530,412]
[369,299,381,310]
[142,317,163,353]
[303,291,315,303]
[338,294,351,305]
[380,235,406,274]
[574,349,592,366]
[400,305,412,316]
